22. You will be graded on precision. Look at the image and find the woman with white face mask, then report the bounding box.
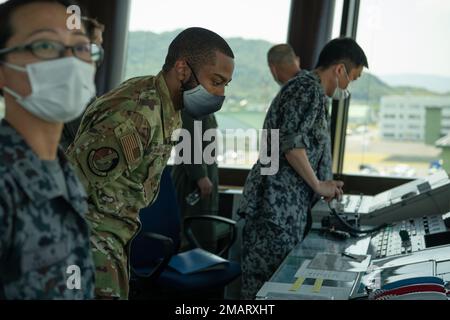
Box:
[0,0,101,300]
[238,38,368,300]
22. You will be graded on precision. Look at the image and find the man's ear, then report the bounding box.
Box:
[269,64,278,79]
[174,59,191,82]
[334,63,345,75]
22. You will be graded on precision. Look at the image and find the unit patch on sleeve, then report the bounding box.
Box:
[88,147,120,177]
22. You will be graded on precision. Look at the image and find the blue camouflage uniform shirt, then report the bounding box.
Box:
[239,69,333,230]
[0,120,95,300]
[238,70,333,299]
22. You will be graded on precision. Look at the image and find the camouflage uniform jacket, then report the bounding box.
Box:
[66,71,182,249]
[0,120,95,300]
[172,112,219,215]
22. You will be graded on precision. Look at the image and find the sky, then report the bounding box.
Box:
[1,0,449,78]
[356,0,450,77]
[128,0,292,44]
[129,0,450,78]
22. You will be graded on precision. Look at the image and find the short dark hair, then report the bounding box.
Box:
[267,44,297,65]
[82,16,104,41]
[162,27,234,73]
[0,0,82,96]
[0,0,82,51]
[316,37,369,70]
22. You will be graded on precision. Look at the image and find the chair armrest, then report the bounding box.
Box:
[183,215,237,257]
[131,232,174,284]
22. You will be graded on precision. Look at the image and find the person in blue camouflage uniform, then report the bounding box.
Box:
[0,0,98,299]
[238,38,368,299]
[0,122,95,300]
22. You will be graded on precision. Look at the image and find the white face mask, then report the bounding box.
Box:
[2,57,96,123]
[332,66,351,101]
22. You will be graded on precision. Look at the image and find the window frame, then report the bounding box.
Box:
[331,0,416,191]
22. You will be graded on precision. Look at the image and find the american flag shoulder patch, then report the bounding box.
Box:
[120,132,142,166]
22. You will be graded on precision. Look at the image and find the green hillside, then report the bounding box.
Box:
[125,30,442,112]
[351,73,440,106]
[125,30,278,113]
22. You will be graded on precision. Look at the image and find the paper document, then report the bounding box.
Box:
[295,260,357,282]
[256,282,351,300]
[307,252,371,272]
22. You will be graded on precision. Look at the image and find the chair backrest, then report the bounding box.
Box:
[130,167,181,268]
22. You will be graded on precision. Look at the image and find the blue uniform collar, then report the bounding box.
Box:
[0,120,87,215]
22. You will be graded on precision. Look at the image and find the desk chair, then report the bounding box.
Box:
[129,168,241,300]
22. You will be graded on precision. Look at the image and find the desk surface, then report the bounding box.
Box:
[256,230,373,300]
[275,231,372,279]
[256,225,450,300]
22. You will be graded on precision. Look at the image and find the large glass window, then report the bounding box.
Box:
[0,97,4,120]
[0,0,6,119]
[331,0,344,39]
[125,0,291,168]
[344,0,450,177]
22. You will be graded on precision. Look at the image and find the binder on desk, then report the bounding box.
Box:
[168,248,229,274]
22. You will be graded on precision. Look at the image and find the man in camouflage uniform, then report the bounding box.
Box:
[67,27,235,299]
[172,112,220,252]
[0,0,97,299]
[238,38,368,299]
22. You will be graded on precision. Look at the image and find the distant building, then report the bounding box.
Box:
[349,104,375,125]
[380,96,450,142]
[436,134,450,172]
